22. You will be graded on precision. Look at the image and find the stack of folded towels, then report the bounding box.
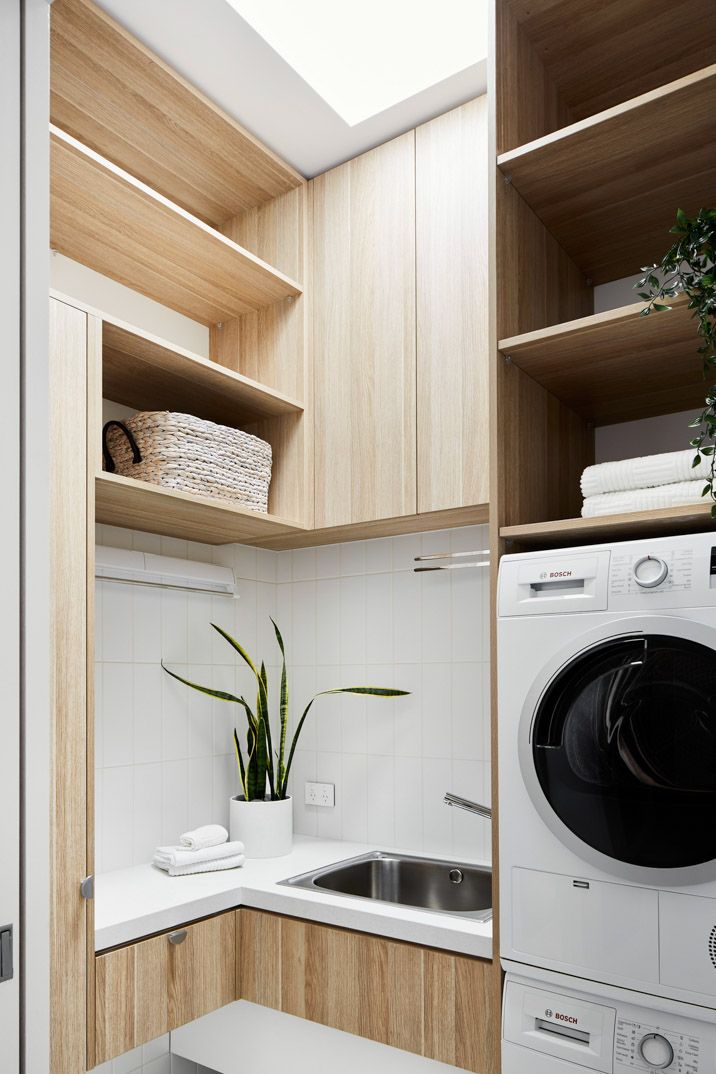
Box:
[581,449,712,518]
[153,824,245,877]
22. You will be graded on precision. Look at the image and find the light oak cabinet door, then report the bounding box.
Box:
[312,132,417,527]
[416,98,490,513]
[95,912,237,1065]
[238,909,495,1073]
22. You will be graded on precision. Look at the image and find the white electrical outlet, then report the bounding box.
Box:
[305,781,335,808]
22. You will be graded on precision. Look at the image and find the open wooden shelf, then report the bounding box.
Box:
[497,64,716,283]
[102,316,303,425]
[51,0,304,228]
[501,503,716,547]
[50,126,303,325]
[498,295,706,425]
[96,472,305,545]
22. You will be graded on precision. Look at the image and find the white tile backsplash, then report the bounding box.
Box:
[95,524,491,872]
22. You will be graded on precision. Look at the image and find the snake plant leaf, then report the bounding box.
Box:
[233,727,248,800]
[256,661,275,800]
[281,697,316,798]
[161,662,244,705]
[321,687,410,696]
[271,618,289,793]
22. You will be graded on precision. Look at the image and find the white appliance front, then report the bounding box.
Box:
[498,533,716,1008]
[502,965,716,1074]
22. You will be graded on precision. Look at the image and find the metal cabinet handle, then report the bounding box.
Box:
[168,929,188,945]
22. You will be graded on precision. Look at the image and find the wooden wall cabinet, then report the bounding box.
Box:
[239,909,496,1074]
[94,912,237,1065]
[312,98,490,531]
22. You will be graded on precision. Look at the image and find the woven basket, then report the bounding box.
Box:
[102,412,272,513]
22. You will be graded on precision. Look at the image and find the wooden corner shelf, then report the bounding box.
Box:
[50,126,303,326]
[51,0,304,228]
[498,295,706,425]
[102,316,304,425]
[95,472,305,545]
[497,64,716,283]
[500,503,716,547]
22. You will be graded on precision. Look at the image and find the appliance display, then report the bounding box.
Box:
[497,532,716,1009]
[502,966,716,1074]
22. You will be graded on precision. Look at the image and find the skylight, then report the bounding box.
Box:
[225,0,487,126]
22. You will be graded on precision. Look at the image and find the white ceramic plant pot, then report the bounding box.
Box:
[229,795,293,858]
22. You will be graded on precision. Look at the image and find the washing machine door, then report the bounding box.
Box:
[529,622,716,873]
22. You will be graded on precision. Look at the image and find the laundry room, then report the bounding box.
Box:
[4,1,716,1073]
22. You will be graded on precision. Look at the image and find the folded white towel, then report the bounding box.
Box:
[581,480,707,518]
[153,841,245,869]
[581,450,711,498]
[153,853,245,877]
[179,824,228,851]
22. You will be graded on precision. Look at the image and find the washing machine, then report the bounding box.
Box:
[497,532,716,1010]
[502,964,716,1074]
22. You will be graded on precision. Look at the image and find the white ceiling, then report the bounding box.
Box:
[95,0,487,177]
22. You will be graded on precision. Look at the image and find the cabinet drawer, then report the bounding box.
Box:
[95,911,237,1064]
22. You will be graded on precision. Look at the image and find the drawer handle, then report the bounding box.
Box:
[168,929,188,946]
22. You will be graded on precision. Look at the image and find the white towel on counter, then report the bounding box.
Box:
[581,449,711,498]
[581,480,707,518]
[179,824,229,851]
[153,840,245,870]
[154,853,245,877]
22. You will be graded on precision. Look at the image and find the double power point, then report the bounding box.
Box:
[304,781,335,808]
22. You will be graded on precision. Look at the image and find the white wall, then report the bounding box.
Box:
[94,523,491,874]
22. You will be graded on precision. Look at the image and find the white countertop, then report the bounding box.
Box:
[95,836,493,959]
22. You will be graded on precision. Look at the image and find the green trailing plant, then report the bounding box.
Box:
[636,208,716,515]
[162,619,408,801]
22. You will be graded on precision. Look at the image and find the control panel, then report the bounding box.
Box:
[616,1017,701,1072]
[610,547,695,597]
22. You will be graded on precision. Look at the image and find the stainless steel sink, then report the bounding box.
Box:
[280,851,492,921]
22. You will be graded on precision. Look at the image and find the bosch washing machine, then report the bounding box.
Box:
[497,532,716,1072]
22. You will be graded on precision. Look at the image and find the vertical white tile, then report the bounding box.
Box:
[131,530,161,554]
[186,593,214,665]
[287,665,318,750]
[234,577,258,657]
[450,758,490,863]
[421,571,451,663]
[161,589,188,663]
[102,582,134,662]
[394,757,423,852]
[276,548,291,582]
[420,529,453,557]
[288,749,318,836]
[450,524,489,554]
[232,543,257,580]
[338,669,367,755]
[94,767,104,874]
[315,579,340,666]
[421,664,452,759]
[367,755,395,846]
[450,564,484,663]
[391,532,422,570]
[339,540,365,576]
[364,574,393,665]
[187,754,214,830]
[392,664,422,758]
[132,585,162,665]
[339,576,365,665]
[161,667,190,762]
[133,763,163,865]
[102,766,134,873]
[421,757,452,856]
[291,547,316,581]
[159,536,188,559]
[162,759,189,845]
[101,524,133,549]
[133,664,163,764]
[94,661,105,772]
[392,570,420,664]
[363,536,392,574]
[212,752,237,827]
[451,663,485,762]
[255,547,278,584]
[102,663,134,767]
[315,543,340,579]
[364,665,396,757]
[256,581,278,657]
[340,753,368,842]
[291,580,317,666]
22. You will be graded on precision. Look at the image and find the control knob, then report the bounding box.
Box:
[633,555,669,588]
[638,1032,674,1069]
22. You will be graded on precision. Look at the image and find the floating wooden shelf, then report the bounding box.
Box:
[51,0,303,227]
[497,64,716,283]
[102,316,303,425]
[96,472,305,545]
[501,503,716,547]
[499,295,706,425]
[50,126,303,325]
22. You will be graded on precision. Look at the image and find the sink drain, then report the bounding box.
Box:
[448,868,464,884]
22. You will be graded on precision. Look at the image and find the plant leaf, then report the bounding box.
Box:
[271,618,289,797]
[161,662,243,704]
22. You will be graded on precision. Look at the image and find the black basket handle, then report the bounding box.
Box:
[102,420,142,474]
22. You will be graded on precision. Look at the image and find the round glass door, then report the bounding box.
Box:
[532,633,716,869]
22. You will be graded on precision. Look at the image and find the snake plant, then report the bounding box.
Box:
[162,619,408,801]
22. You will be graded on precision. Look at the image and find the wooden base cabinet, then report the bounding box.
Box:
[239,909,496,1074]
[94,913,237,1065]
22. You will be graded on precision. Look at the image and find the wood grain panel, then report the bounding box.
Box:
[95,945,136,1064]
[312,132,417,527]
[416,98,490,513]
[173,913,237,1026]
[501,502,716,548]
[51,0,302,226]
[50,128,302,326]
[239,910,492,1072]
[50,297,89,1074]
[134,935,169,1045]
[499,65,716,283]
